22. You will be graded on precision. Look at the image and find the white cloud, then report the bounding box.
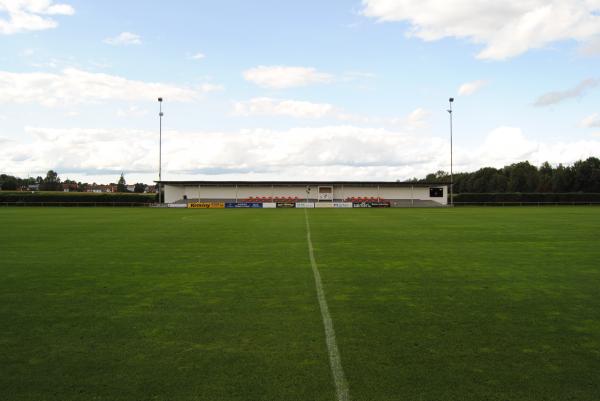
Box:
[477,127,539,164]
[190,52,205,60]
[0,0,74,34]
[579,36,600,56]
[243,65,333,89]
[362,0,600,60]
[580,112,600,127]
[0,68,216,106]
[333,107,430,129]
[5,123,596,183]
[232,97,428,128]
[20,48,35,56]
[534,78,598,106]
[458,80,488,96]
[104,32,141,46]
[117,105,148,118]
[405,108,429,129]
[233,98,335,119]
[456,126,600,171]
[0,125,447,181]
[199,83,224,93]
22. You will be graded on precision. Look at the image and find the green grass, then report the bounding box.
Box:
[1,207,599,401]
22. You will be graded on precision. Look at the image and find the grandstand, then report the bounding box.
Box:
[158,181,448,207]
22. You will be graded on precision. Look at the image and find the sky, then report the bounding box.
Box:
[1,0,600,184]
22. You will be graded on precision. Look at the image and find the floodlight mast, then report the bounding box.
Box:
[158,97,163,204]
[447,97,454,206]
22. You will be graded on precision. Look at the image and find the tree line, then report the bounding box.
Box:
[412,157,600,193]
[0,170,152,193]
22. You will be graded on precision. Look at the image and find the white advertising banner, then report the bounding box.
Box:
[295,202,315,208]
[262,202,277,208]
[332,202,353,208]
[168,203,188,208]
[314,202,333,208]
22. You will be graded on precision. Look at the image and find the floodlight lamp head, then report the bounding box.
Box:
[449,97,454,103]
[158,97,163,102]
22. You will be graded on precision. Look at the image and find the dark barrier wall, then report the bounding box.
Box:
[0,192,156,204]
[454,193,600,203]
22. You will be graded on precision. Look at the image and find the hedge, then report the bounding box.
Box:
[454,193,600,203]
[0,191,156,204]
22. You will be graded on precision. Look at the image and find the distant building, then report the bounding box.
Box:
[87,184,116,193]
[62,183,78,192]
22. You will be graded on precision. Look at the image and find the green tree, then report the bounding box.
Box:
[504,162,538,192]
[551,164,573,192]
[0,174,18,190]
[537,161,553,192]
[572,157,600,192]
[39,170,62,191]
[117,173,127,193]
[133,183,146,193]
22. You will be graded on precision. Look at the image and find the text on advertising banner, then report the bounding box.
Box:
[332,202,353,208]
[188,202,225,209]
[225,202,263,208]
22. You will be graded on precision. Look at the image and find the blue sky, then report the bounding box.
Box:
[1,0,600,183]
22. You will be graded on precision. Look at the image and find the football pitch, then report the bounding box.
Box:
[1,207,599,401]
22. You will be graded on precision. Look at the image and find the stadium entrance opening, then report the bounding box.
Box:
[318,186,333,201]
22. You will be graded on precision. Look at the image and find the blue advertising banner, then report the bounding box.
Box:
[225,202,263,208]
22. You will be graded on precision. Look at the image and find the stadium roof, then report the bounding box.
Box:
[156,180,447,187]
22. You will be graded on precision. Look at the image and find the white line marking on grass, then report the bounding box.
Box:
[304,209,350,401]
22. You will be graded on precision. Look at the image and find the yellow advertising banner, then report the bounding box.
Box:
[188,202,225,209]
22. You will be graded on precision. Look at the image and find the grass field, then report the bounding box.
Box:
[1,207,599,401]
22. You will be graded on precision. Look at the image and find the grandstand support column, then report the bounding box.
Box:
[235,184,238,202]
[411,185,414,207]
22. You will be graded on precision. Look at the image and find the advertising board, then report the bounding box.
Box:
[188,202,225,209]
[295,202,315,208]
[224,202,263,208]
[167,203,187,208]
[353,202,391,208]
[276,202,296,208]
[314,202,333,208]
[262,202,277,208]
[332,202,353,208]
